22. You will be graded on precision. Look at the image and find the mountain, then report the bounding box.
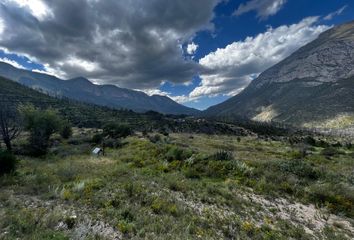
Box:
[0,62,199,115]
[204,20,354,128]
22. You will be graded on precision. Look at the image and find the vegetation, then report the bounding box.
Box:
[60,121,73,140]
[20,105,65,156]
[0,150,17,175]
[1,130,353,239]
[1,76,354,239]
[103,123,132,139]
[0,102,21,151]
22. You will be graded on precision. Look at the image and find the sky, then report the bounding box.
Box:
[0,0,353,110]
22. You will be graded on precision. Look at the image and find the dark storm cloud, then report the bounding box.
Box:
[0,0,221,89]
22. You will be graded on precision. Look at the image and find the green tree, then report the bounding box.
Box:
[103,123,132,139]
[60,121,73,139]
[20,105,63,156]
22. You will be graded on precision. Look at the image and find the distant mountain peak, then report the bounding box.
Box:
[204,20,354,128]
[0,61,199,115]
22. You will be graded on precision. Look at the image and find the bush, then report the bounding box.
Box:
[280,159,319,180]
[150,197,179,216]
[184,167,201,179]
[91,134,103,144]
[308,183,354,217]
[165,146,192,162]
[60,121,73,139]
[0,150,17,175]
[321,147,343,157]
[211,150,234,161]
[148,134,161,143]
[103,123,132,139]
[104,138,123,149]
[20,105,63,156]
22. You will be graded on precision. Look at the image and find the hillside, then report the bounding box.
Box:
[0,76,252,135]
[0,62,199,115]
[203,21,354,128]
[0,75,152,129]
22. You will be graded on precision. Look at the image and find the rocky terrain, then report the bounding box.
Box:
[204,21,354,129]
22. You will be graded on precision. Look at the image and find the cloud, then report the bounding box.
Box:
[324,5,347,21]
[190,17,330,99]
[4,0,53,20]
[142,88,170,97]
[0,0,222,89]
[0,57,27,69]
[234,0,287,20]
[186,42,199,55]
[0,18,4,36]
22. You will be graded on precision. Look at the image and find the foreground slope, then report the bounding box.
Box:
[204,21,354,128]
[1,133,354,239]
[0,62,199,115]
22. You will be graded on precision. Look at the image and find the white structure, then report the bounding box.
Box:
[92,147,103,156]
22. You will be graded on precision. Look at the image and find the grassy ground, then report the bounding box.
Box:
[1,131,354,239]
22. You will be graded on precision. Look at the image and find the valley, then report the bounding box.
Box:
[0,2,354,239]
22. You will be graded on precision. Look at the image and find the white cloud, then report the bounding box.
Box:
[234,0,287,20]
[63,56,101,73]
[142,89,170,96]
[186,42,199,55]
[141,88,199,104]
[5,0,53,20]
[324,5,347,21]
[0,57,27,69]
[32,63,66,79]
[189,17,330,99]
[170,94,200,104]
[0,18,4,36]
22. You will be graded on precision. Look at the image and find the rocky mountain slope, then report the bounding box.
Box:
[204,20,354,128]
[0,62,199,115]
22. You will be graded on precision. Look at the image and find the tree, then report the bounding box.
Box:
[0,103,21,151]
[60,121,73,139]
[103,123,132,139]
[20,105,63,156]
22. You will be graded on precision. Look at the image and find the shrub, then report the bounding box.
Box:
[103,123,132,139]
[280,159,319,180]
[150,197,179,216]
[184,167,201,179]
[117,220,135,234]
[206,161,236,178]
[104,138,123,149]
[211,150,234,161]
[60,121,73,139]
[303,136,316,146]
[148,134,161,143]
[20,105,63,156]
[321,147,343,157]
[0,150,17,175]
[165,146,192,162]
[308,183,354,217]
[91,134,103,144]
[290,148,307,159]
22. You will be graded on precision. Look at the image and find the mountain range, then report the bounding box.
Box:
[204,20,354,128]
[1,21,354,128]
[0,62,199,115]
